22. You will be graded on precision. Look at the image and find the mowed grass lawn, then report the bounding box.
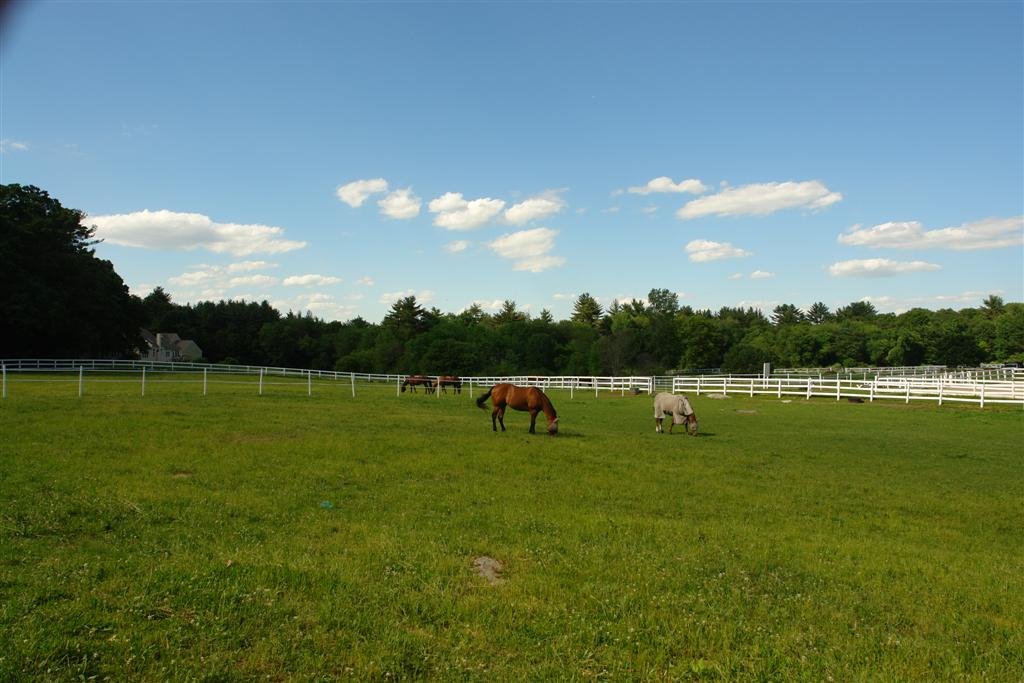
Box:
[1,374,1022,680]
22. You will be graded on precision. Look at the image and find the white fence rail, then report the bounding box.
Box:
[671,374,1024,407]
[0,362,653,400]
[1,360,1021,407]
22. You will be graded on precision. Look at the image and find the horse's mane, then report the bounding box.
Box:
[538,389,557,419]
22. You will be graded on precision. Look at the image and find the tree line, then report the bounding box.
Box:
[135,288,1024,374]
[3,184,1022,372]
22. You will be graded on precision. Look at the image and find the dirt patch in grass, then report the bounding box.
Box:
[473,556,504,584]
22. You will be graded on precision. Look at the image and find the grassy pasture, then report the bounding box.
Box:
[1,375,1022,680]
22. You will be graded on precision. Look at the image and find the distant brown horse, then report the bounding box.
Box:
[437,375,462,394]
[476,383,559,435]
[401,375,434,393]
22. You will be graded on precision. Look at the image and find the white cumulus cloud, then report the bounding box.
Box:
[227,260,277,273]
[504,191,567,225]
[336,178,389,207]
[282,274,342,287]
[685,239,753,262]
[377,187,421,220]
[228,274,278,288]
[88,209,306,256]
[379,289,435,305]
[676,180,842,220]
[750,270,775,279]
[355,276,375,286]
[168,269,219,287]
[488,227,566,272]
[828,258,941,278]
[444,240,469,253]
[273,293,359,322]
[429,192,506,230]
[837,216,1023,251]
[628,176,708,195]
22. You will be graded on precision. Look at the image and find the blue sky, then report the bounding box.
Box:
[2,1,1022,322]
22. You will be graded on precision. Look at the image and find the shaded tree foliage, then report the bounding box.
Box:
[1,184,144,357]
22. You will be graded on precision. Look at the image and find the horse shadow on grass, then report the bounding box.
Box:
[658,431,715,438]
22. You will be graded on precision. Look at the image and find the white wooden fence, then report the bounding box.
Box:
[671,374,1024,407]
[1,359,1021,407]
[0,361,653,400]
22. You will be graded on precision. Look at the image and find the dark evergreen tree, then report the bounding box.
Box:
[0,184,144,357]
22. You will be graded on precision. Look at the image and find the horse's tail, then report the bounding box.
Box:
[476,387,493,410]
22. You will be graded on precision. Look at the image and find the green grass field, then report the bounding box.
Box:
[1,375,1022,680]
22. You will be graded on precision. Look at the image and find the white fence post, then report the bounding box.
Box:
[259,368,264,396]
[980,382,985,408]
[351,372,355,398]
[204,368,208,396]
[142,367,146,398]
[2,364,6,399]
[835,378,840,401]
[78,366,83,398]
[308,370,312,397]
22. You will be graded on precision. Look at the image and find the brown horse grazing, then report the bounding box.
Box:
[401,374,434,393]
[476,383,559,435]
[437,375,462,394]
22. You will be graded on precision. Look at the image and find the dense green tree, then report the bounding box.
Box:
[981,294,1005,318]
[0,184,144,357]
[456,303,489,326]
[806,301,833,324]
[771,304,806,326]
[722,343,767,373]
[190,299,279,363]
[678,316,727,370]
[647,288,679,317]
[835,300,878,322]
[382,296,428,342]
[493,300,528,325]
[571,292,603,328]
[993,304,1024,361]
